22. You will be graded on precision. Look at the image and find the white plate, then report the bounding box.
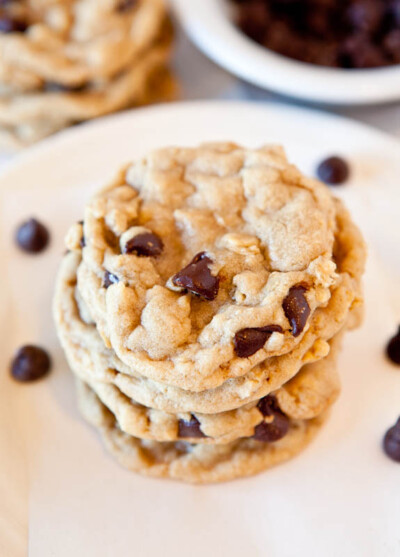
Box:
[172,0,400,106]
[1,101,399,557]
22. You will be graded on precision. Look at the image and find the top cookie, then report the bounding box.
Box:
[72,142,363,391]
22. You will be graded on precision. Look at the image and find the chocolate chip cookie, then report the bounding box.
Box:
[54,249,354,414]
[53,142,366,482]
[76,378,331,483]
[75,143,364,392]
[0,0,175,147]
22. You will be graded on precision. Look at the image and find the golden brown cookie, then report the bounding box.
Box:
[76,378,331,484]
[73,143,365,391]
[54,249,350,414]
[0,0,175,146]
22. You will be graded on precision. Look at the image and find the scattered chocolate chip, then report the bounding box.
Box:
[383,418,400,462]
[0,15,27,33]
[317,156,350,185]
[253,397,290,442]
[124,232,164,257]
[103,271,119,288]
[10,345,51,382]
[386,326,400,365]
[172,252,220,301]
[234,325,283,358]
[15,218,50,253]
[178,416,205,438]
[283,284,310,337]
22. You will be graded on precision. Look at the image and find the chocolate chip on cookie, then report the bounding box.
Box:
[11,345,51,382]
[253,396,290,442]
[257,394,281,417]
[383,418,400,462]
[16,218,50,253]
[117,0,138,13]
[45,82,87,93]
[172,252,220,301]
[234,325,283,358]
[386,326,400,365]
[283,284,310,337]
[0,15,27,33]
[178,416,205,438]
[174,441,192,454]
[317,156,350,185]
[123,232,163,257]
[78,220,86,248]
[103,271,119,288]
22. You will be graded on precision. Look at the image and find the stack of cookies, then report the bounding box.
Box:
[54,143,366,483]
[0,0,174,147]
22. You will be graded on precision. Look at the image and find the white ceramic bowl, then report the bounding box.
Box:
[171,0,400,105]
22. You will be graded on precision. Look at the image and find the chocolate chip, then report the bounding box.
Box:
[45,82,86,93]
[389,0,400,26]
[383,418,400,462]
[346,0,384,34]
[237,1,270,43]
[124,232,163,257]
[79,222,85,249]
[15,218,49,253]
[234,325,283,358]
[230,0,396,69]
[172,252,220,301]
[174,441,192,454]
[116,0,137,13]
[383,30,400,62]
[317,156,350,185]
[253,401,290,442]
[10,345,51,382]
[257,394,281,417]
[0,16,27,33]
[306,7,331,38]
[386,326,400,365]
[339,34,387,68]
[283,284,310,337]
[103,271,119,288]
[178,416,205,438]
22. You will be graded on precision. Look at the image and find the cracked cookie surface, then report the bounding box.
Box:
[73,143,365,391]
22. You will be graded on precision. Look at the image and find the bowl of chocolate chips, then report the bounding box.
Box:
[172,0,400,104]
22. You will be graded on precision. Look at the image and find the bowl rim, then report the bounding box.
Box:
[171,0,400,106]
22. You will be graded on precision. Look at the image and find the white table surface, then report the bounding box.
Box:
[173,25,400,140]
